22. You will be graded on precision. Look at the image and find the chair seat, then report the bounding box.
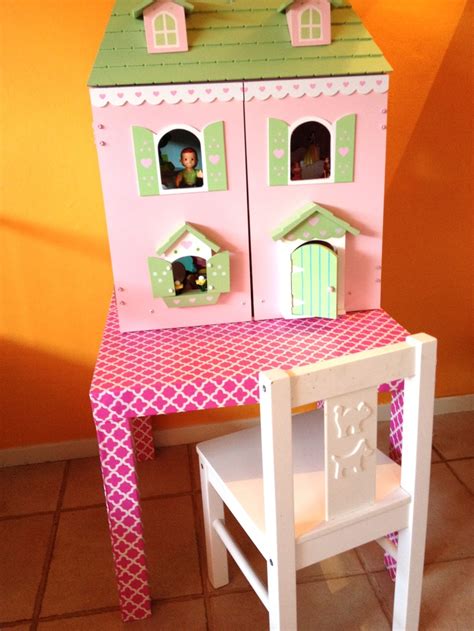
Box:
[197,410,409,555]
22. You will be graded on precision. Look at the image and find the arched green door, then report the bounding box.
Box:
[291,243,338,318]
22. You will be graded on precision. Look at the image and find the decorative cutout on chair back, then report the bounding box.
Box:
[324,387,377,520]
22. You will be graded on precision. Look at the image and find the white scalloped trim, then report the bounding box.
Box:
[90,75,388,107]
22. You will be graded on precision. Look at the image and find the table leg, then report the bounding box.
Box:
[132,416,156,462]
[383,381,405,580]
[95,415,152,621]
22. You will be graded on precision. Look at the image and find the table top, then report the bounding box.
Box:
[90,298,408,423]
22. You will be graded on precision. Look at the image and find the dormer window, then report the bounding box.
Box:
[300,8,322,41]
[278,0,331,47]
[132,0,194,54]
[154,12,178,48]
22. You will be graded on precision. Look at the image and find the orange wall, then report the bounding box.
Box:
[1,0,472,449]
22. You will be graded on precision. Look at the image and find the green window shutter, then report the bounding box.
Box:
[206,252,230,294]
[148,257,175,298]
[132,126,159,196]
[334,114,356,183]
[268,118,289,186]
[203,121,227,191]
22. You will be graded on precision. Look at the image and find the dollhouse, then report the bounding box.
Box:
[89,0,391,332]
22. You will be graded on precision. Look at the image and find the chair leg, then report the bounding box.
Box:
[267,559,297,631]
[199,460,229,588]
[392,525,425,631]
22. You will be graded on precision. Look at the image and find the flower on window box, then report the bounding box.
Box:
[196,274,207,292]
[174,279,184,294]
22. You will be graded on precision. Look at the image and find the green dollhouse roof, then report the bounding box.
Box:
[89,0,391,87]
[156,222,220,255]
[132,0,194,18]
[271,202,360,241]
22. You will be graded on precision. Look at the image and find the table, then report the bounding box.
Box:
[90,298,409,621]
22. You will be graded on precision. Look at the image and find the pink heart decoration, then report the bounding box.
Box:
[376,79,383,85]
[259,86,266,92]
[223,87,229,93]
[310,83,316,89]
[308,216,320,226]
[117,92,124,98]
[273,148,284,159]
[153,91,160,96]
[276,85,283,91]
[188,89,194,94]
[135,91,142,97]
[181,240,192,249]
[173,299,181,304]
[171,90,177,96]
[140,158,152,168]
[359,80,366,86]
[293,84,300,90]
[338,147,349,157]
[326,82,333,88]
[189,297,196,303]
[343,81,349,87]
[99,94,106,99]
[209,154,220,165]
[303,231,310,238]
[205,88,212,94]
[206,296,214,302]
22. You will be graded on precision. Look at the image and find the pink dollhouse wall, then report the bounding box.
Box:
[244,77,389,321]
[91,85,252,332]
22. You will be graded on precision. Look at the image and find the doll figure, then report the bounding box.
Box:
[175,147,203,188]
[291,161,302,180]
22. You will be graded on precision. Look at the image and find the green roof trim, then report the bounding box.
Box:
[278,0,348,13]
[271,202,360,241]
[132,0,194,18]
[156,222,221,255]
[89,0,391,87]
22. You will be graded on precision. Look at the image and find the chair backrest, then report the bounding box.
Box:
[258,334,437,536]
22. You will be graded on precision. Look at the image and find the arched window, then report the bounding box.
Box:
[158,128,204,191]
[290,120,331,181]
[154,12,178,47]
[300,8,321,41]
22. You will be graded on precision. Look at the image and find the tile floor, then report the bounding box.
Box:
[1,411,473,630]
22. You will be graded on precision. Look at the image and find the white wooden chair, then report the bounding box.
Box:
[197,334,436,630]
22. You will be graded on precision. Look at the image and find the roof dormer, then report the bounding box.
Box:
[132,0,194,54]
[278,0,344,47]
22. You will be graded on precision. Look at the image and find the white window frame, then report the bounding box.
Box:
[155,124,208,195]
[299,7,323,42]
[288,116,335,185]
[153,11,179,49]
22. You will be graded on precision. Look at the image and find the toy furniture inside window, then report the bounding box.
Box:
[197,334,436,631]
[148,222,230,308]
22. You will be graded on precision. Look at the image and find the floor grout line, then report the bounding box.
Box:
[354,546,393,626]
[30,460,70,631]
